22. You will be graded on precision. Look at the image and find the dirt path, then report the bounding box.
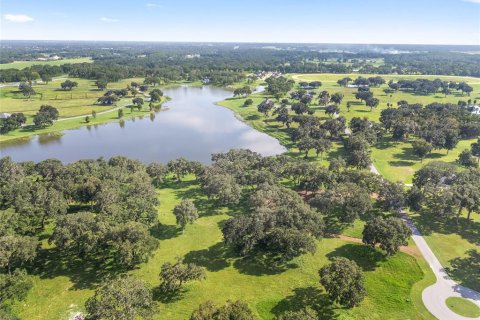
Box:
[336,235,421,257]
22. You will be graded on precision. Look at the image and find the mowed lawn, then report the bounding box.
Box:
[410,210,480,292]
[218,95,347,169]
[0,76,169,142]
[289,73,480,123]
[13,176,435,320]
[0,76,146,118]
[371,138,477,184]
[0,57,92,70]
[219,75,479,295]
[220,73,480,183]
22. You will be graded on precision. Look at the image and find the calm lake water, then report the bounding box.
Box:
[0,86,285,163]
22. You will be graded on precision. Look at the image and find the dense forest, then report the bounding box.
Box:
[1,42,480,84]
[1,144,478,319]
[0,150,409,319]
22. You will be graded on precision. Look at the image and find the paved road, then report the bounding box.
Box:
[368,163,480,319]
[401,212,480,320]
[56,98,136,122]
[56,106,123,122]
[344,125,480,319]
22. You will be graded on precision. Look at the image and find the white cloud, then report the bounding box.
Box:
[100,17,119,22]
[463,0,480,3]
[146,3,163,8]
[3,14,34,23]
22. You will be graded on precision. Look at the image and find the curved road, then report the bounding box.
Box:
[369,163,480,319]
[402,213,480,320]
[346,125,480,319]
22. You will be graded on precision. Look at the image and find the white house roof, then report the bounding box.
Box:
[471,105,480,115]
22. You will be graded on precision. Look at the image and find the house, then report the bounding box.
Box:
[347,84,369,88]
[0,113,11,119]
[471,105,480,115]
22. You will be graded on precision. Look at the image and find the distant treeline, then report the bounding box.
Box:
[1,43,480,83]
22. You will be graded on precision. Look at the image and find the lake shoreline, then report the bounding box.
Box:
[1,85,285,163]
[0,96,171,143]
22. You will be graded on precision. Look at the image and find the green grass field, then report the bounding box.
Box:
[410,210,480,292]
[445,297,480,318]
[0,103,164,143]
[0,77,146,118]
[13,176,435,320]
[218,95,347,168]
[371,138,477,184]
[0,57,92,70]
[219,74,480,296]
[289,73,480,123]
[0,77,170,142]
[219,73,479,183]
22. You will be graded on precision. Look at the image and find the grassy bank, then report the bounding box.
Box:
[0,77,146,118]
[0,97,167,143]
[219,73,479,184]
[0,76,177,142]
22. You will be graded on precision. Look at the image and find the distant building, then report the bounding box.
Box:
[347,84,369,88]
[0,113,11,119]
[471,105,480,115]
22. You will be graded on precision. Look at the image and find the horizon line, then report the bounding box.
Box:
[1,39,479,47]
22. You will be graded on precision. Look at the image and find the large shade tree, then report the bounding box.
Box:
[85,276,156,320]
[319,257,366,308]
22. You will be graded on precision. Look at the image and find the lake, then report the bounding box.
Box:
[0,85,286,163]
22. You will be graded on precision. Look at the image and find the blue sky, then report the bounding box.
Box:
[1,0,479,44]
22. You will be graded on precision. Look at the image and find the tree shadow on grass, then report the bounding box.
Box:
[223,196,251,217]
[326,244,385,272]
[323,212,351,236]
[150,223,181,240]
[246,114,261,121]
[411,213,480,246]
[152,287,186,303]
[29,247,124,290]
[233,253,298,276]
[388,160,416,167]
[271,286,338,320]
[446,249,480,292]
[350,101,364,106]
[393,146,444,163]
[183,242,233,272]
[325,145,347,162]
[176,186,223,217]
[375,138,399,150]
[161,178,198,190]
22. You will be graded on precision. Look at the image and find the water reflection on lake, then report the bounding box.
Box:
[0,86,285,163]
